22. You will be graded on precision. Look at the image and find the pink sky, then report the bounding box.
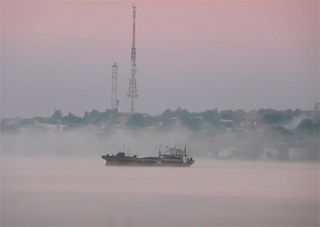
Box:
[1,1,319,117]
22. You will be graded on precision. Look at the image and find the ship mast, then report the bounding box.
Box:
[127,4,138,113]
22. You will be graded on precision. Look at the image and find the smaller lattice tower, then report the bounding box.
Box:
[111,62,119,111]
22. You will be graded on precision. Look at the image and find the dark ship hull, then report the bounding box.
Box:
[102,146,195,167]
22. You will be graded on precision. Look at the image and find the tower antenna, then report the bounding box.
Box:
[127,4,138,113]
[111,62,119,111]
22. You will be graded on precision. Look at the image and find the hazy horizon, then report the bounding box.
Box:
[1,1,319,118]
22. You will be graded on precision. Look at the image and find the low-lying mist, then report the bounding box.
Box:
[1,126,193,158]
[1,124,319,162]
[2,124,319,226]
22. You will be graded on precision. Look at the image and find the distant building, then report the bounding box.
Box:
[254,121,273,132]
[261,148,280,159]
[288,148,308,160]
[217,147,236,158]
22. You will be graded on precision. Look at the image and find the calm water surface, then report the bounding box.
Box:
[1,157,319,226]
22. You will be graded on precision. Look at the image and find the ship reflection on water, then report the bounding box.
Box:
[1,158,319,226]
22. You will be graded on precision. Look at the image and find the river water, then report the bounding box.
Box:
[1,157,319,226]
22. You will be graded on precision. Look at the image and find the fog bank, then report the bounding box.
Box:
[1,124,319,162]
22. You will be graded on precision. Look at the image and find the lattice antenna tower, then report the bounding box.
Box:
[127,4,138,113]
[111,62,119,111]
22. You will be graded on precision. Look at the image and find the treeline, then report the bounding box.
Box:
[1,107,319,133]
[1,108,319,161]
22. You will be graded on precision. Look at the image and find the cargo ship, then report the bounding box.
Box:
[101,145,195,167]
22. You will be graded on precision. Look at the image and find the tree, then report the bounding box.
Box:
[160,109,173,120]
[127,113,144,128]
[201,109,219,126]
[296,119,319,134]
[62,113,84,125]
[174,108,190,121]
[49,110,62,124]
[262,112,292,125]
[83,109,101,123]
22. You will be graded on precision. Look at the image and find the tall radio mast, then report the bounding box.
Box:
[127,4,138,114]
